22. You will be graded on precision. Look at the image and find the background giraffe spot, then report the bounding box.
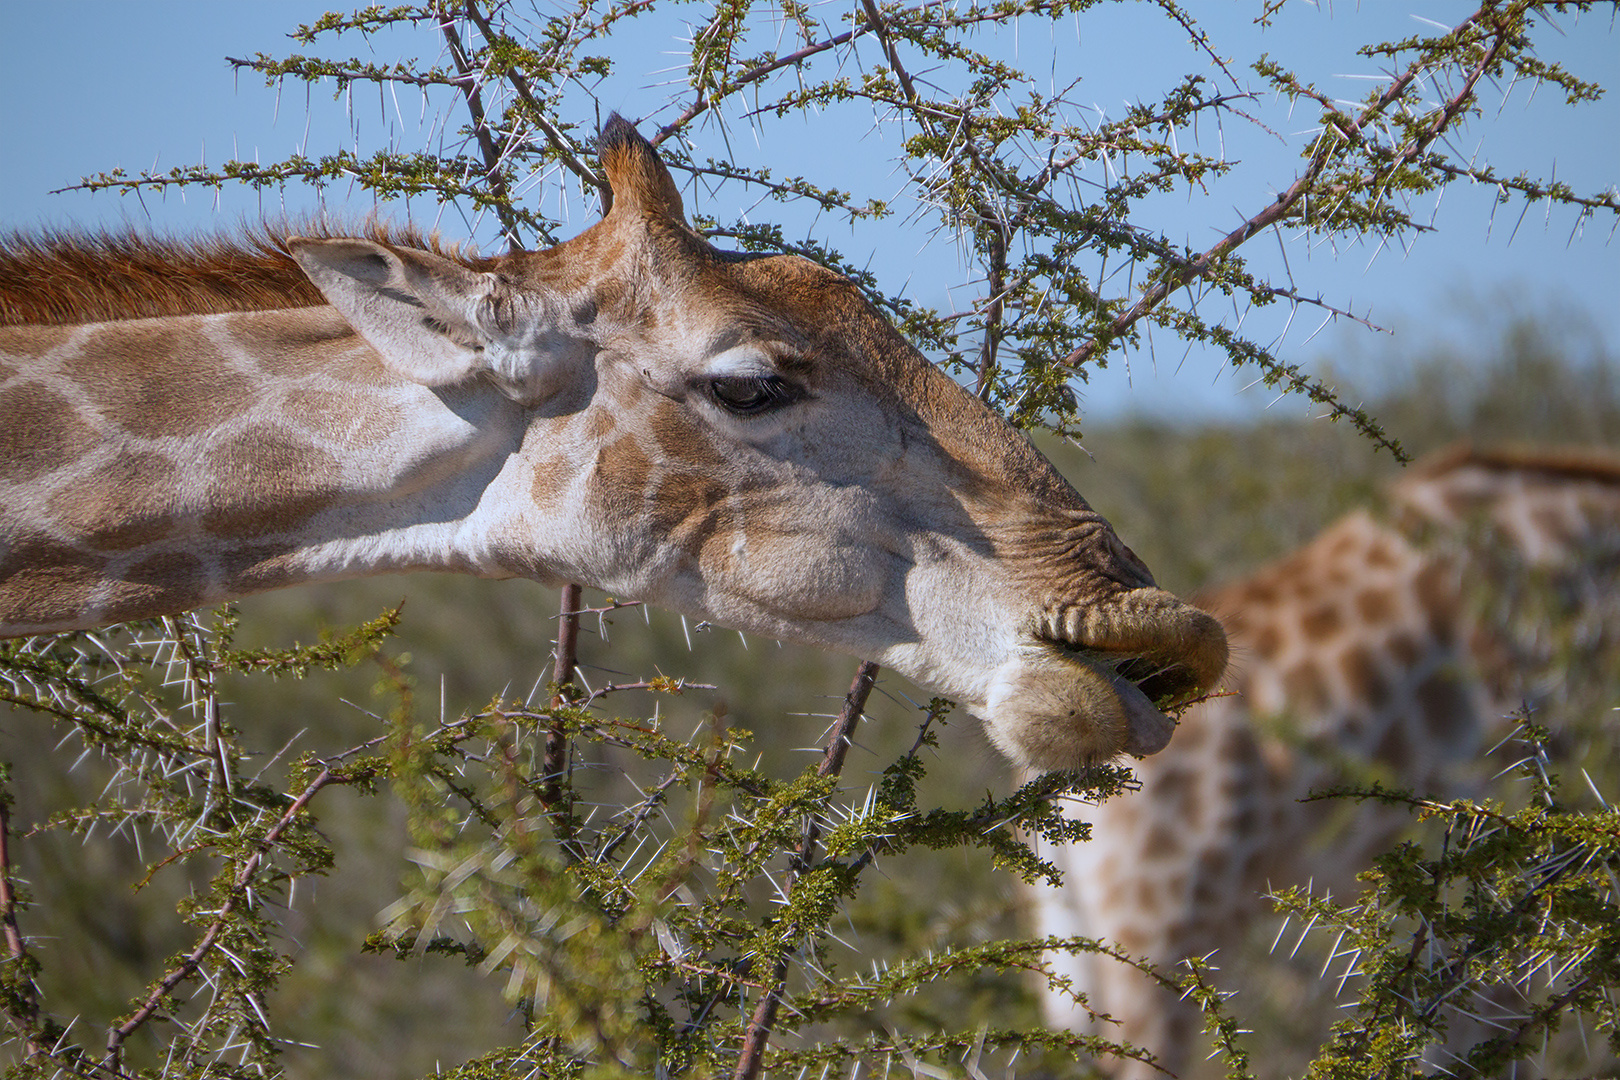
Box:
[48,451,180,550]
[1375,723,1413,762]
[1300,601,1342,641]
[1355,586,1397,623]
[1248,622,1282,659]
[1413,560,1463,641]
[0,383,98,483]
[1415,671,1475,744]
[63,324,258,438]
[1282,660,1331,713]
[1387,632,1423,667]
[1339,645,1392,709]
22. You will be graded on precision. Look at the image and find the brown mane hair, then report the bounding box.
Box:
[0,222,491,328]
[1407,441,1620,488]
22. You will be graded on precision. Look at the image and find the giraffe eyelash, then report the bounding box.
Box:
[706,374,802,416]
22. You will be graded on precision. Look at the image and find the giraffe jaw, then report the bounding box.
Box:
[979,646,1177,771]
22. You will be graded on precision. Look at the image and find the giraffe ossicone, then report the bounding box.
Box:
[0,116,1227,769]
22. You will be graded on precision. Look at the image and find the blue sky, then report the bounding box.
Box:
[2,1,1615,423]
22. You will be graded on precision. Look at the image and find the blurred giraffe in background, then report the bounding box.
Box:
[1029,443,1620,1077]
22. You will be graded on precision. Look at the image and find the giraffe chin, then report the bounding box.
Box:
[980,649,1177,772]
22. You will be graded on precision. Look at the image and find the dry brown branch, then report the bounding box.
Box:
[733,659,879,1080]
[103,767,341,1071]
[542,582,582,820]
[1061,3,1503,370]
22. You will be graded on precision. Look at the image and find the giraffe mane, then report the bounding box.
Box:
[0,222,491,327]
[1407,440,1620,487]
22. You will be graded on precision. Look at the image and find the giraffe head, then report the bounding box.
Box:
[1,117,1226,769]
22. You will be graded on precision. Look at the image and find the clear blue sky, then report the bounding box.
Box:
[2,2,1615,423]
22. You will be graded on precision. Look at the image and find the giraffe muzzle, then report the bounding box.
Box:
[972,588,1227,771]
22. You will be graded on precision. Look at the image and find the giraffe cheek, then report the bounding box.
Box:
[700,528,885,622]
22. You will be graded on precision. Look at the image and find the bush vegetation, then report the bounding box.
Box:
[4,3,1618,1077]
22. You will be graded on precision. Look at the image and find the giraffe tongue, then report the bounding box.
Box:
[1110,670,1176,757]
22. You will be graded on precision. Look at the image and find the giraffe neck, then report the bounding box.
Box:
[1,307,552,633]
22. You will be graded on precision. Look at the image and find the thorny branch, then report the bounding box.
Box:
[102,766,344,1072]
[542,582,582,821]
[1060,3,1507,372]
[733,660,879,1080]
[0,773,43,1063]
[458,0,611,205]
[437,4,526,248]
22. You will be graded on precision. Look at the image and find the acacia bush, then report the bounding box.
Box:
[4,2,1619,1078]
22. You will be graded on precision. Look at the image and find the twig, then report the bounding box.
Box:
[654,24,872,146]
[103,767,340,1071]
[458,0,611,205]
[733,660,879,1080]
[1060,3,1504,371]
[0,772,43,1063]
[437,4,526,250]
[541,583,582,825]
[858,0,917,105]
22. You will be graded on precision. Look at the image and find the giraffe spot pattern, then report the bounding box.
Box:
[227,308,387,383]
[588,434,653,523]
[0,536,108,626]
[122,551,205,611]
[530,455,575,506]
[0,383,99,483]
[202,428,344,538]
[221,542,302,594]
[281,386,404,445]
[62,323,259,439]
[48,451,180,551]
[0,325,75,356]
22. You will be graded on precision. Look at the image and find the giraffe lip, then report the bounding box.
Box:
[1020,638,1178,758]
[1037,636,1186,711]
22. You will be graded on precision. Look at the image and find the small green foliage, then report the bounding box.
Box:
[1273,721,1620,1078]
[2,613,1189,1078]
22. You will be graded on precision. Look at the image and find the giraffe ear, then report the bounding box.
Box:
[289,237,508,389]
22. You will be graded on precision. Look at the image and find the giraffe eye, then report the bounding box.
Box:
[708,375,799,416]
